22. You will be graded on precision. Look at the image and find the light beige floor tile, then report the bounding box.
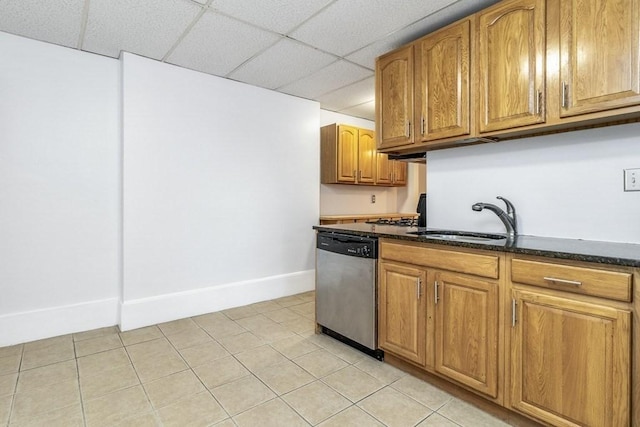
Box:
[213,419,236,427]
[74,333,122,357]
[118,411,162,427]
[200,319,246,340]
[270,336,320,360]
[193,356,250,389]
[179,341,230,368]
[157,318,200,336]
[274,295,306,307]
[20,341,75,371]
[254,360,315,395]
[358,387,433,427]
[0,344,23,359]
[418,412,462,426]
[289,301,315,318]
[77,347,130,377]
[251,323,297,343]
[314,335,366,364]
[130,352,188,383]
[157,391,228,427]
[0,355,21,377]
[84,385,152,427]
[0,373,17,397]
[9,403,84,427]
[11,379,81,424]
[79,363,139,400]
[119,326,163,346]
[392,375,453,411]
[317,405,385,427]
[217,331,264,354]
[73,326,120,342]
[126,337,174,361]
[192,312,227,329]
[322,366,384,402]
[165,327,212,350]
[222,305,259,320]
[354,357,406,385]
[249,300,283,313]
[0,395,11,426]
[293,349,349,378]
[262,307,301,323]
[236,314,277,332]
[282,380,351,425]
[23,335,72,352]
[143,369,205,409]
[16,359,77,393]
[437,398,511,427]
[211,375,276,416]
[235,345,288,372]
[281,316,316,335]
[233,397,309,427]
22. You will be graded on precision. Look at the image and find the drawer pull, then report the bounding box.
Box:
[543,276,582,286]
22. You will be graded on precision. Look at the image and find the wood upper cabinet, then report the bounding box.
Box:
[476,0,546,133]
[378,261,427,366]
[415,19,471,142]
[357,128,376,184]
[376,45,415,149]
[558,0,640,117]
[510,289,631,426]
[391,161,407,186]
[376,152,392,185]
[434,271,499,398]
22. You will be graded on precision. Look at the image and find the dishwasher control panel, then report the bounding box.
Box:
[316,232,378,259]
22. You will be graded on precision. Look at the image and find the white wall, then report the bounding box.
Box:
[0,32,120,345]
[319,110,424,216]
[427,123,640,243]
[121,54,319,329]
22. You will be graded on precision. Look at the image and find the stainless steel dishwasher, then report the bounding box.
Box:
[316,232,383,360]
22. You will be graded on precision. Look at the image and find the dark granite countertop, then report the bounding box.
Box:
[313,223,640,268]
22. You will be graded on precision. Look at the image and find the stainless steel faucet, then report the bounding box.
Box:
[471,196,517,239]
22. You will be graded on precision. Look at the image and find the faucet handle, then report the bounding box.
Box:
[496,196,515,215]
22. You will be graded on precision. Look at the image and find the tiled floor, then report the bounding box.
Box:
[0,292,513,426]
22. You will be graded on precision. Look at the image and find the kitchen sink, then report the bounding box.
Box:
[407,230,507,243]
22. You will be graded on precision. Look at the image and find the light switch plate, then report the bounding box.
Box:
[624,168,640,191]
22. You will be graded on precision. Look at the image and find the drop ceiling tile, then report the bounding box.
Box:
[338,100,375,121]
[289,0,454,57]
[317,77,374,112]
[0,0,85,48]
[279,60,372,99]
[229,38,336,90]
[211,0,333,34]
[167,11,281,77]
[83,0,202,59]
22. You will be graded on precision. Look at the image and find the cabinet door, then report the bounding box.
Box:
[336,125,358,183]
[391,161,407,186]
[510,290,631,426]
[357,128,376,184]
[435,271,499,398]
[376,152,392,185]
[416,19,470,141]
[378,262,426,366]
[477,0,546,132]
[559,0,640,117]
[376,45,415,149]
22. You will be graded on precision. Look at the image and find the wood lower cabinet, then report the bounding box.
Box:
[435,271,499,398]
[510,290,631,426]
[376,45,415,149]
[558,0,640,117]
[378,261,427,366]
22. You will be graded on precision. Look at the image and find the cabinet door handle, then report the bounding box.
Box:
[353,170,356,180]
[416,278,421,300]
[421,115,425,136]
[561,82,568,108]
[535,90,542,115]
[511,299,517,327]
[358,170,362,180]
[405,121,411,138]
[543,276,582,286]
[434,280,439,304]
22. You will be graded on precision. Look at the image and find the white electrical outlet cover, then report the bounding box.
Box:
[624,168,640,191]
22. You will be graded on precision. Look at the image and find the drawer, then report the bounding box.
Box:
[510,258,632,302]
[380,241,500,279]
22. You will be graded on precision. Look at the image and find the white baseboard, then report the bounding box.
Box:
[120,269,315,331]
[0,298,120,347]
